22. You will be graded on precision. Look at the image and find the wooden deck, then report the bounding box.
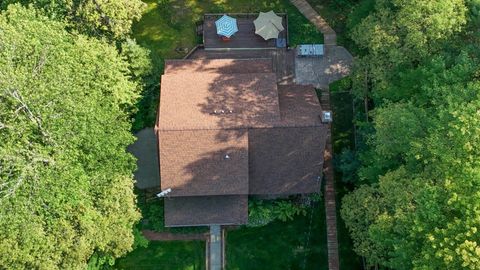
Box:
[203,16,287,50]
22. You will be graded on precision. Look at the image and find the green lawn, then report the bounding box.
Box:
[226,201,328,270]
[116,241,206,270]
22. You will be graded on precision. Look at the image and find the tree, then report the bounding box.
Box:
[0,5,140,269]
[350,0,467,100]
[0,0,146,39]
[342,54,480,269]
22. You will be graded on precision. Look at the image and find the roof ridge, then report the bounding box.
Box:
[157,123,325,132]
[165,58,273,62]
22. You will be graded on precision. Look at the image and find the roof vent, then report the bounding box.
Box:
[211,108,234,115]
[224,154,230,160]
[321,111,332,123]
[156,188,172,198]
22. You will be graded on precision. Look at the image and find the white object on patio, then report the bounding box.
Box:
[297,44,324,57]
[253,10,284,40]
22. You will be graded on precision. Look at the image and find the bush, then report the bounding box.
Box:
[247,197,311,227]
[136,191,209,233]
[330,76,352,92]
[334,148,360,184]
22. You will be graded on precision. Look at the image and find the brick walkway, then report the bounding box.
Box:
[319,87,340,270]
[290,0,341,269]
[142,230,208,241]
[290,0,337,46]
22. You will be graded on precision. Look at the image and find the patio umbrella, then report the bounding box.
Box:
[254,10,284,40]
[215,14,238,38]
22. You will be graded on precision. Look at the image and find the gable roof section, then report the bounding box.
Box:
[248,126,327,194]
[277,85,323,127]
[159,72,281,130]
[164,195,248,227]
[159,129,249,197]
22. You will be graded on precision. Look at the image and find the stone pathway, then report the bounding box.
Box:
[142,230,208,241]
[290,0,337,45]
[208,225,223,270]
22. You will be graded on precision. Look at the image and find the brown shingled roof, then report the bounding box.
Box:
[277,85,323,127]
[164,58,273,74]
[159,129,248,197]
[157,58,328,226]
[159,72,281,130]
[248,126,327,194]
[164,195,248,227]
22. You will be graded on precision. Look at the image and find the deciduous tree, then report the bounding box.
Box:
[0,5,140,269]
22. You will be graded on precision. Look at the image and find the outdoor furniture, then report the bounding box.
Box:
[221,36,231,42]
[276,38,286,48]
[215,14,238,38]
[254,10,284,40]
[297,44,324,57]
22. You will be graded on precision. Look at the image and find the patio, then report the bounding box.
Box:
[203,13,288,50]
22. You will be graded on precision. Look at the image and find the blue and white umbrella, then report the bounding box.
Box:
[215,15,238,38]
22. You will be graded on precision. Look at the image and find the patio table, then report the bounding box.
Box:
[297,44,324,57]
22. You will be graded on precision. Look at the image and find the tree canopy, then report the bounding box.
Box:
[0,0,146,39]
[350,0,467,99]
[341,0,480,269]
[0,5,140,269]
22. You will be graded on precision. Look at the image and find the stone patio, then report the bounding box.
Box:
[295,46,352,89]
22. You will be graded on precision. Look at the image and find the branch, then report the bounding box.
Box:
[32,48,48,77]
[9,89,53,144]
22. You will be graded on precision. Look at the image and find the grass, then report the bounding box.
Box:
[115,241,206,270]
[226,200,328,270]
[132,0,324,61]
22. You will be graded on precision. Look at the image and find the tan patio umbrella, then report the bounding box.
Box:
[253,10,285,40]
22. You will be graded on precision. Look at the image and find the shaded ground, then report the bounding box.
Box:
[142,230,207,241]
[115,241,205,270]
[127,128,160,189]
[226,201,327,270]
[330,84,363,269]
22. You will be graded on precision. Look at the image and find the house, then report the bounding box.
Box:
[155,58,328,227]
